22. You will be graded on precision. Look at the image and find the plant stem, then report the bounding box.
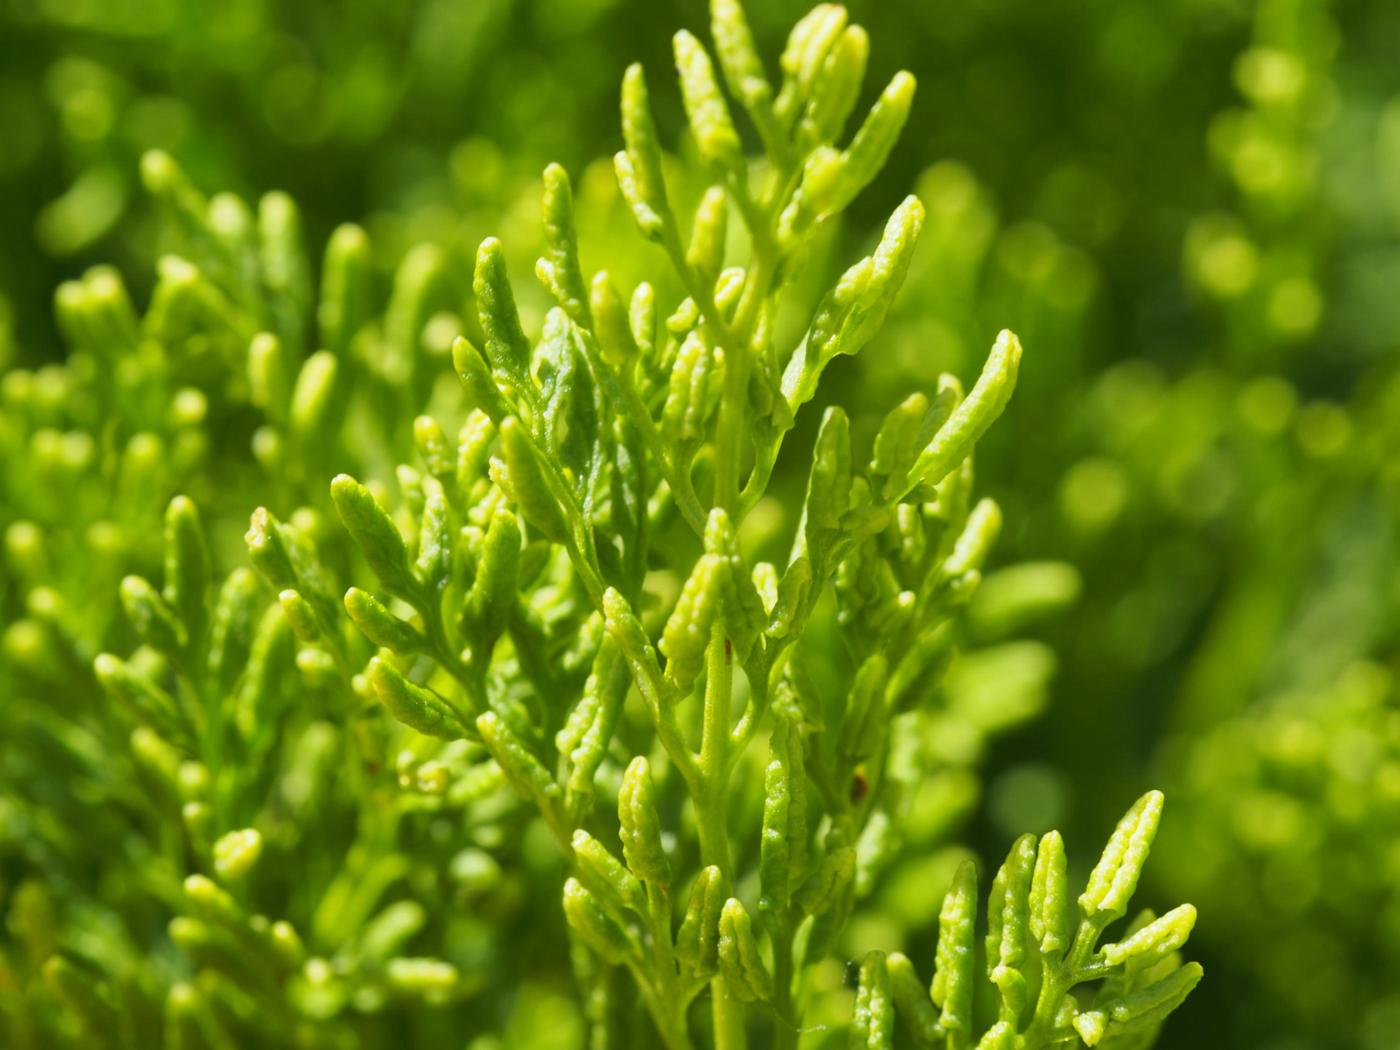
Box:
[712,977,747,1050]
[1024,918,1105,1043]
[698,627,733,868]
[654,908,700,1050]
[769,914,798,1050]
[699,625,747,1050]
[630,960,698,1050]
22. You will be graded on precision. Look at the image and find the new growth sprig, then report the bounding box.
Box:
[853,792,1201,1049]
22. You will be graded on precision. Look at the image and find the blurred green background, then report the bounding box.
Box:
[5,0,1400,1046]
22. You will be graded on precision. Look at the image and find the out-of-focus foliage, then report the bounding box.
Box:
[4,0,1400,1045]
[843,0,1400,1045]
[0,154,582,1047]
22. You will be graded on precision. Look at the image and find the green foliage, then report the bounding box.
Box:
[853,793,1198,1050]
[9,0,1400,1043]
[11,0,1352,1047]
